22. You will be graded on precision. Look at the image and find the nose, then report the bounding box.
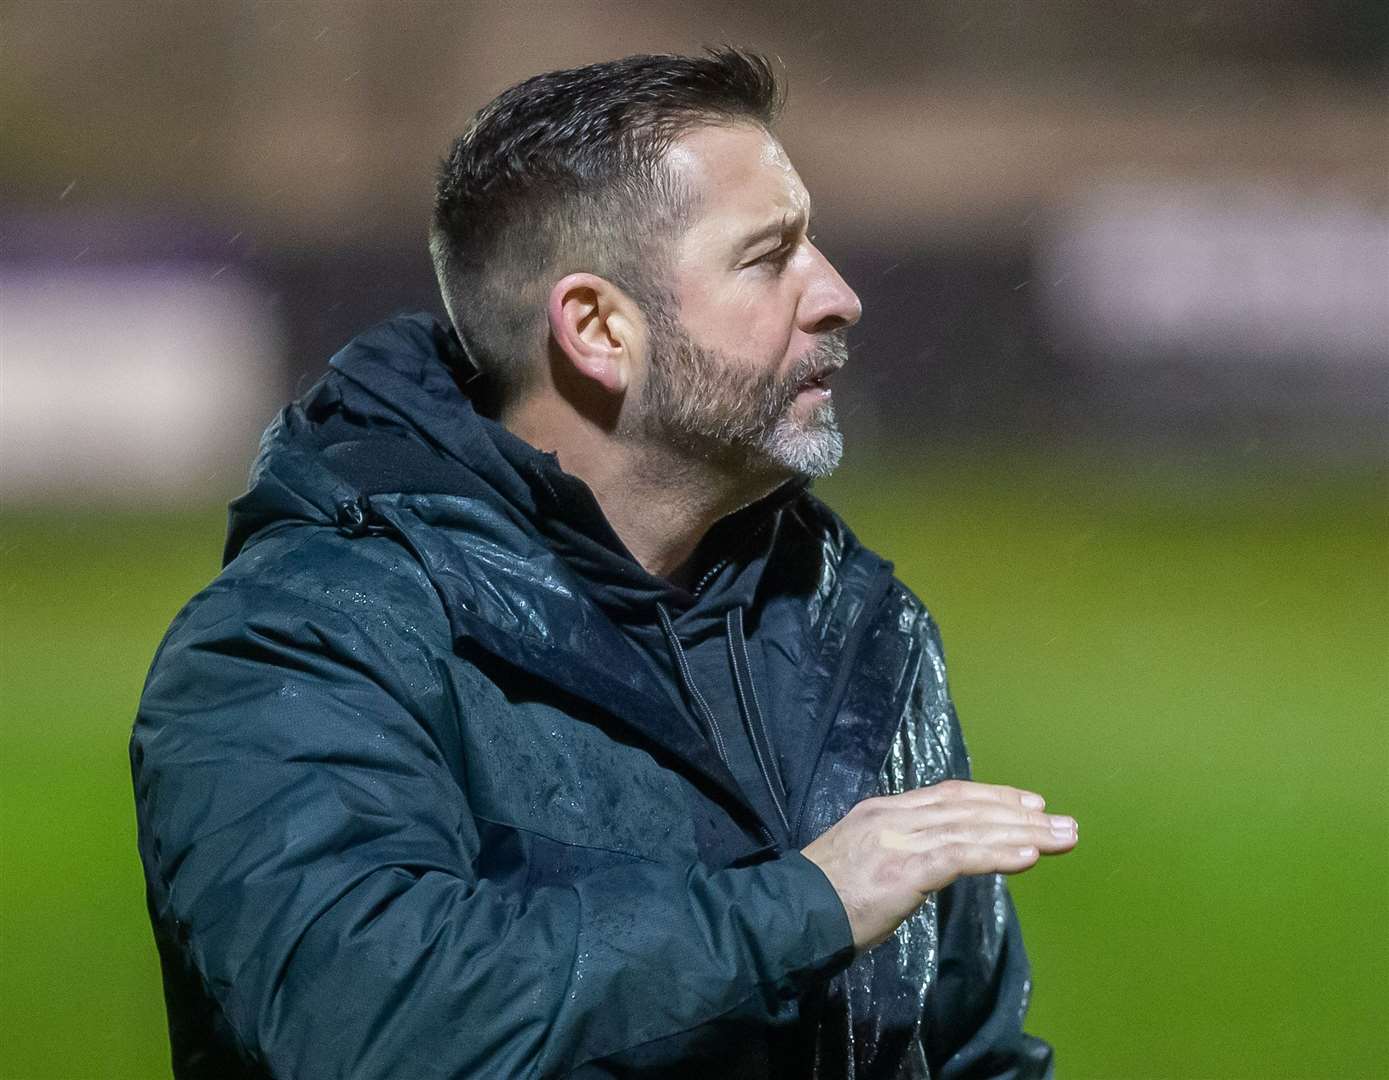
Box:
[799,242,863,334]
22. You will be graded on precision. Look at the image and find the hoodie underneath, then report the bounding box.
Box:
[450,414,801,848]
[299,378,806,849]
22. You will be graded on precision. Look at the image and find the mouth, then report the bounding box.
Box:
[796,365,840,397]
[789,333,849,403]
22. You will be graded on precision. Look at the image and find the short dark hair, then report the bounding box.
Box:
[429,48,784,414]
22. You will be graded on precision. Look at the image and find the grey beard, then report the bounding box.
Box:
[761,397,843,478]
[637,322,847,479]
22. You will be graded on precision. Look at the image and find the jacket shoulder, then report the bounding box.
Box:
[791,488,958,715]
[150,524,454,693]
[789,490,936,620]
[785,490,868,563]
[137,523,468,828]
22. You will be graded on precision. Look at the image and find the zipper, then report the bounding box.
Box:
[690,517,774,598]
[726,608,792,839]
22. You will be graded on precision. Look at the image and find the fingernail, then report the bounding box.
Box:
[1049,815,1075,836]
[1020,793,1045,810]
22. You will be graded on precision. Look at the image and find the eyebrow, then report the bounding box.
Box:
[739,209,809,252]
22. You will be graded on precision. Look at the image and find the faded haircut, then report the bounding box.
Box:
[428,48,784,416]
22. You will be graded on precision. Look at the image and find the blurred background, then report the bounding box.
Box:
[2,2,1385,1077]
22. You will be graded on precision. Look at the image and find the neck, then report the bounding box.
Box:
[505,398,783,584]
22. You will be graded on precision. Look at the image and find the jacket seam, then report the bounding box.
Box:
[470,812,664,866]
[211,537,451,660]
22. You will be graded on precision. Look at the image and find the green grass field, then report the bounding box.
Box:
[2,452,1385,1079]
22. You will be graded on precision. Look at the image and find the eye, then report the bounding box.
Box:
[757,243,795,271]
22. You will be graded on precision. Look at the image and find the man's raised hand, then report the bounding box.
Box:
[801,780,1077,953]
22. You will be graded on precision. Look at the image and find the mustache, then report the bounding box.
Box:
[783,330,849,394]
[726,330,849,437]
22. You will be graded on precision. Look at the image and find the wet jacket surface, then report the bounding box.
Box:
[131,314,1053,1079]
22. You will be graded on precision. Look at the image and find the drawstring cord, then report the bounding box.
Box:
[656,602,792,841]
[726,608,792,837]
[656,603,731,767]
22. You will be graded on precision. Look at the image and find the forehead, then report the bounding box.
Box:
[664,123,809,230]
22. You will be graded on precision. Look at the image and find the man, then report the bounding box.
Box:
[132,50,1076,1078]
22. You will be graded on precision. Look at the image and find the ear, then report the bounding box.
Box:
[546,273,642,396]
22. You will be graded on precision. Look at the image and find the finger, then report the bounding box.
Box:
[888,780,1046,813]
[881,819,1077,855]
[877,802,1074,838]
[910,840,1043,884]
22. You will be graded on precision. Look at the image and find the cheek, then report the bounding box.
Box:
[682,277,797,359]
[738,303,797,365]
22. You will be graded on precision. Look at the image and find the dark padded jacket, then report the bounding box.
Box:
[131,314,1053,1079]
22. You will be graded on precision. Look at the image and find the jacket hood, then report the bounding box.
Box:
[226,313,804,633]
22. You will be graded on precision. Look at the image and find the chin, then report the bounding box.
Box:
[761,415,843,480]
